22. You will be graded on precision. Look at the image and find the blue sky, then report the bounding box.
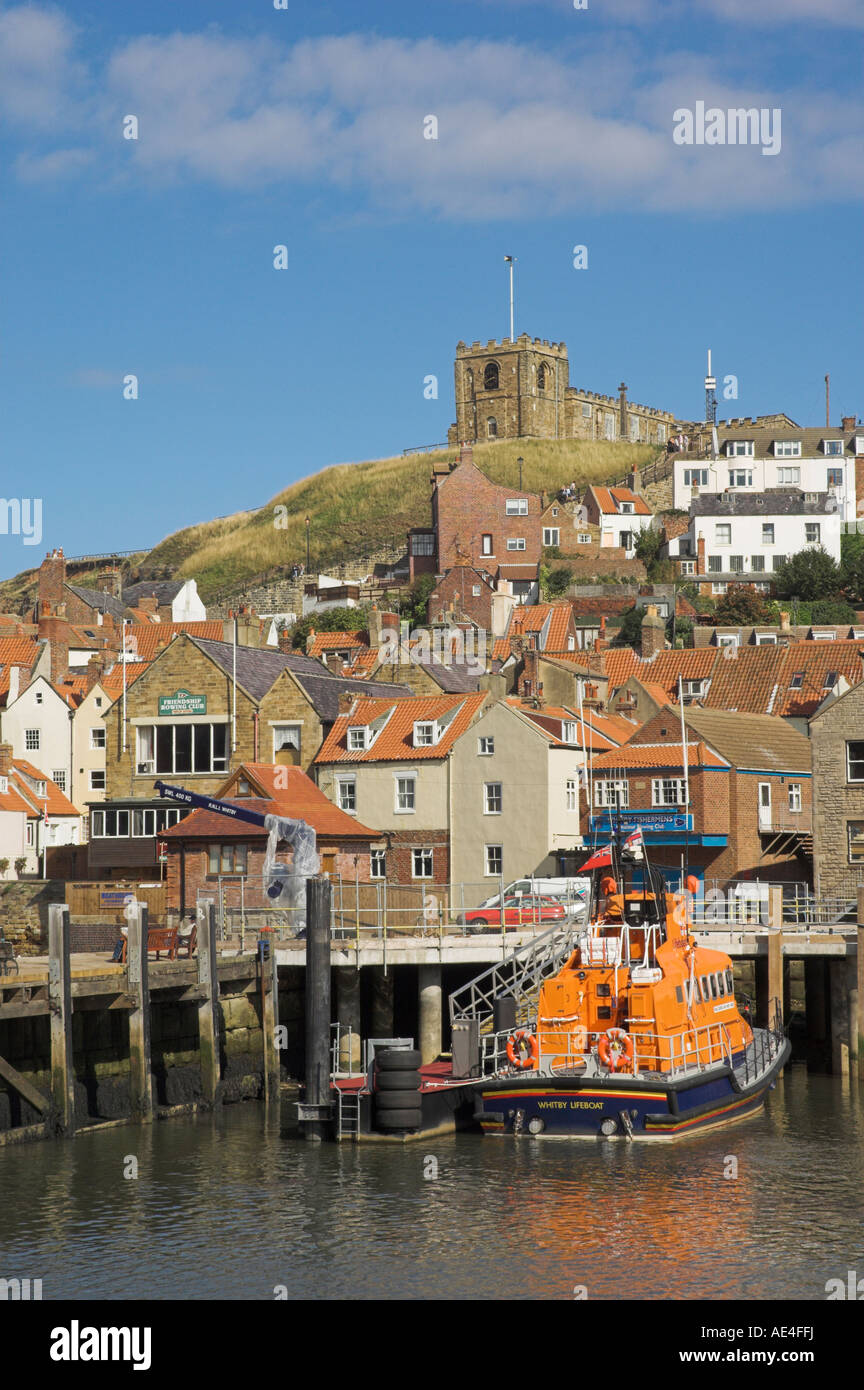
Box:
[0,0,861,578]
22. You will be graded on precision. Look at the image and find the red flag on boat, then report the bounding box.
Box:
[580,844,613,872]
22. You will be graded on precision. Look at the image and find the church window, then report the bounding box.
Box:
[487,417,498,438]
[484,362,499,391]
[537,364,548,390]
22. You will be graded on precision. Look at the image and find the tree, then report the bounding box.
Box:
[841,530,864,604]
[402,573,436,628]
[543,565,574,600]
[772,547,841,602]
[809,599,858,624]
[287,605,369,650]
[714,587,770,625]
[614,605,643,648]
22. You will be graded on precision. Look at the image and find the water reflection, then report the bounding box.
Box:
[0,1068,861,1300]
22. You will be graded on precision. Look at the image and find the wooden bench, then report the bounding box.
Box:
[0,939,18,976]
[117,927,179,963]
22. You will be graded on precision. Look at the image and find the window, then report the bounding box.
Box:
[90,727,106,750]
[712,582,728,595]
[777,466,800,485]
[35,691,43,705]
[629,417,640,442]
[90,809,130,837]
[652,778,687,806]
[728,469,753,487]
[543,528,560,546]
[715,524,731,545]
[485,844,503,877]
[761,524,775,545]
[562,720,578,742]
[824,670,838,689]
[827,468,843,489]
[273,724,301,757]
[717,634,738,648]
[537,364,549,390]
[774,440,801,457]
[486,417,498,438]
[52,770,66,793]
[412,847,433,879]
[680,560,696,576]
[729,555,744,573]
[805,523,821,544]
[773,554,787,571]
[478,736,495,755]
[370,849,386,879]
[728,441,754,457]
[582,403,591,417]
[506,537,526,551]
[789,672,804,690]
[751,555,765,572]
[788,784,802,813]
[755,633,776,645]
[207,844,248,875]
[605,412,616,440]
[506,498,529,515]
[812,631,835,641]
[848,822,864,864]
[481,534,493,555]
[595,780,628,809]
[25,729,40,750]
[413,721,435,747]
[847,742,864,782]
[708,556,722,573]
[472,585,481,596]
[337,777,356,813]
[94,697,102,708]
[347,726,367,751]
[566,779,578,812]
[577,533,592,544]
[395,776,416,812]
[130,807,178,836]
[824,439,844,456]
[484,782,502,814]
[135,723,228,775]
[682,680,705,696]
[410,532,435,556]
[484,362,499,391]
[658,424,666,443]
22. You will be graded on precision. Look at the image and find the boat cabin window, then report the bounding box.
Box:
[596,983,611,997]
[597,1007,612,1020]
[726,969,734,993]
[710,975,719,999]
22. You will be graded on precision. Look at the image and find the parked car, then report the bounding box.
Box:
[475,877,590,919]
[464,895,567,929]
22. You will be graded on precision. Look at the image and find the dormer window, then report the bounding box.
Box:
[619,501,635,514]
[237,779,251,795]
[824,671,838,689]
[562,721,578,743]
[824,439,844,456]
[347,726,368,751]
[789,672,804,689]
[774,440,801,457]
[727,440,754,457]
[413,721,436,747]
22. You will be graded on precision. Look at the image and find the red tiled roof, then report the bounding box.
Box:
[121,622,224,663]
[11,762,80,816]
[100,662,150,699]
[701,640,864,718]
[307,631,369,656]
[590,486,652,517]
[0,637,39,667]
[315,692,488,763]
[509,602,574,652]
[161,764,381,840]
[590,740,728,771]
[604,648,716,698]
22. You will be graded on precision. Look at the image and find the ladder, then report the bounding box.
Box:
[335,1086,362,1142]
[448,922,583,1033]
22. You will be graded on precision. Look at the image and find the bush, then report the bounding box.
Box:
[773,547,841,602]
[287,605,370,650]
[542,565,575,600]
[809,599,857,624]
[715,587,771,625]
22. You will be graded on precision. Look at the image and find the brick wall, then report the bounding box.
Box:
[428,568,493,628]
[385,829,450,887]
[434,458,542,572]
[164,837,374,914]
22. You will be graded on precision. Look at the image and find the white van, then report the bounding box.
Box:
[476,877,591,918]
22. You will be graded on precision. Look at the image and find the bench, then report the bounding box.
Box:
[117,927,179,963]
[176,923,197,959]
[0,940,18,977]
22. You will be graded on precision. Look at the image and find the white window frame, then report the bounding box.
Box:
[683,468,709,487]
[336,776,357,814]
[824,439,844,457]
[485,844,503,877]
[680,560,696,576]
[395,775,416,813]
[566,779,578,812]
[484,781,503,815]
[727,440,754,457]
[505,498,529,516]
[652,777,687,807]
[26,822,35,847]
[478,736,495,756]
[506,537,526,551]
[774,440,801,457]
[594,779,629,809]
[788,784,802,813]
[413,721,436,748]
[715,523,732,546]
[370,849,386,879]
[717,634,739,648]
[411,847,434,879]
[347,726,368,751]
[777,466,800,485]
[761,523,775,544]
[805,522,821,545]
[89,727,106,750]
[25,729,40,751]
[577,533,592,545]
[273,724,301,757]
[728,469,753,488]
[543,528,560,547]
[846,742,864,783]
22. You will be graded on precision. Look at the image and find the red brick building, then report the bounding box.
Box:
[159,762,382,915]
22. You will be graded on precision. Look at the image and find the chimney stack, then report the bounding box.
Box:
[697,536,706,573]
[338,691,355,715]
[459,444,474,468]
[85,652,103,693]
[277,627,293,655]
[640,604,667,659]
[96,567,121,599]
[38,548,66,615]
[779,610,791,633]
[842,416,857,432]
[0,743,13,775]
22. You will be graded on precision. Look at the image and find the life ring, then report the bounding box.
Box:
[506,1030,539,1070]
[598,1028,634,1072]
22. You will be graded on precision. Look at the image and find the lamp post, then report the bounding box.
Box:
[517,456,524,491]
[305,515,310,574]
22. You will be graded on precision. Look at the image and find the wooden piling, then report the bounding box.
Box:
[48,902,75,1135]
[303,876,332,1141]
[857,887,864,1076]
[261,933,280,1106]
[197,901,220,1106]
[127,903,153,1122]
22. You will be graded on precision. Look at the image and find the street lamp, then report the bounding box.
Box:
[305,515,310,574]
[517,456,524,491]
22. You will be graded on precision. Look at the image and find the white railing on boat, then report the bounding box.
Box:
[479,1020,735,1082]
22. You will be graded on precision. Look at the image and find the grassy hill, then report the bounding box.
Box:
[0,437,658,612]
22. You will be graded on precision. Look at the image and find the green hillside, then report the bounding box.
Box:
[0,437,658,612]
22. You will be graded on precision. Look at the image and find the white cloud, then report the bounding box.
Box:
[468,0,864,23]
[2,13,861,215]
[0,4,86,127]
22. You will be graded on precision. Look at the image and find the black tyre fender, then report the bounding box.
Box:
[376,1048,422,1070]
[376,1070,421,1091]
[376,1109,422,1130]
[375,1089,422,1110]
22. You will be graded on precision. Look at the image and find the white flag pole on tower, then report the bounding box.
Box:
[504,256,515,341]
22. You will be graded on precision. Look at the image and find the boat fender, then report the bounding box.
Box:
[598,1028,634,1072]
[506,1030,539,1070]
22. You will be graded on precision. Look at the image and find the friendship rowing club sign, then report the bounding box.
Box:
[158,689,207,716]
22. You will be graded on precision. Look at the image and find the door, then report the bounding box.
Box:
[758,783,772,832]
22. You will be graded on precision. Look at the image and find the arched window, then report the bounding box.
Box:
[484,362,499,391]
[537,363,548,391]
[487,416,498,438]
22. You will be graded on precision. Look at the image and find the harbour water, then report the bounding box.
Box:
[1,1066,861,1301]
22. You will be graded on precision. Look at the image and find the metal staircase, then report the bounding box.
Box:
[448,922,583,1032]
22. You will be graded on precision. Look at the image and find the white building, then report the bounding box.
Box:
[581,486,654,558]
[672,422,863,520]
[1,676,73,800]
[667,491,842,592]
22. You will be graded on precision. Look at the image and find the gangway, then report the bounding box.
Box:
[448,921,583,1033]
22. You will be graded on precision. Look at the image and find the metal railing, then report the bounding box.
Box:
[737,999,786,1087]
[449,922,583,1030]
[479,1020,734,1081]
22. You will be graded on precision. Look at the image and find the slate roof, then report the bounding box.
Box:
[419,660,484,693]
[680,708,812,773]
[65,584,127,620]
[691,490,832,516]
[683,425,860,459]
[122,579,185,607]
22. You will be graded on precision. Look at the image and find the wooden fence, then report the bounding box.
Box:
[65,882,167,924]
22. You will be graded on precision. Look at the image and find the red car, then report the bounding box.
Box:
[464,895,567,928]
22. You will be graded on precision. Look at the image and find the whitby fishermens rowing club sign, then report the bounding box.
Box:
[158,689,207,716]
[590,810,693,835]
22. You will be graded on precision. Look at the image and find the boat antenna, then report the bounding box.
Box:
[677,676,691,893]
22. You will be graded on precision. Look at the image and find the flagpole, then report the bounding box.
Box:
[678,675,690,892]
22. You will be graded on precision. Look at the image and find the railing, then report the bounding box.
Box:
[737,999,785,1087]
[402,442,451,456]
[449,922,584,1030]
[479,1020,734,1080]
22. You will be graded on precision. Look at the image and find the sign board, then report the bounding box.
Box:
[590,810,693,834]
[158,689,207,716]
[99,890,136,908]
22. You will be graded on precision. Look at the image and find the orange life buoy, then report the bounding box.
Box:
[597,1028,634,1072]
[506,1029,539,1070]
